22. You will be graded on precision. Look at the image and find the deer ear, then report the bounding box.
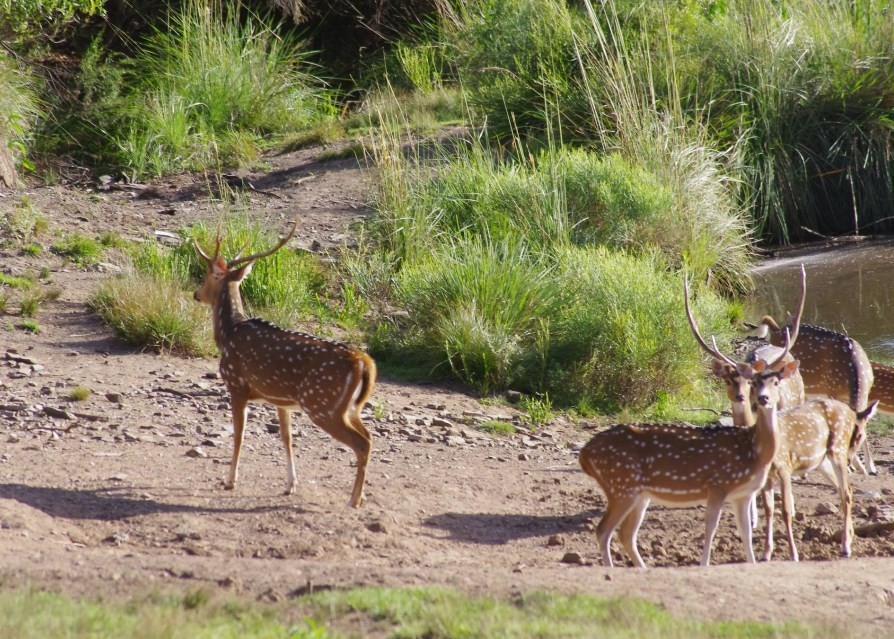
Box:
[859,400,879,422]
[211,256,228,277]
[779,360,800,379]
[736,363,755,380]
[231,261,253,282]
[711,359,731,379]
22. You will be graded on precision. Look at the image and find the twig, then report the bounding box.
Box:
[680,407,725,416]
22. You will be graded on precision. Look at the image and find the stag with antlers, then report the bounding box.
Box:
[193,219,376,507]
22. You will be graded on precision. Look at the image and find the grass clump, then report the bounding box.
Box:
[475,420,516,436]
[19,319,40,333]
[90,271,214,356]
[66,386,92,402]
[1,196,49,246]
[119,0,334,178]
[52,233,102,265]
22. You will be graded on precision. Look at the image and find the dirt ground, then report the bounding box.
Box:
[3,145,894,636]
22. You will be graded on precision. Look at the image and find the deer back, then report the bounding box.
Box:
[768,323,873,411]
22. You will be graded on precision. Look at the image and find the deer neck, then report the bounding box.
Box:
[752,404,782,469]
[212,281,248,347]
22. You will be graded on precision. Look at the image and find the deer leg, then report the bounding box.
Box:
[308,408,371,508]
[596,496,639,568]
[226,395,248,490]
[750,495,758,531]
[617,497,650,568]
[779,470,799,562]
[761,481,775,562]
[831,457,854,557]
[732,497,756,564]
[277,407,297,495]
[817,457,839,489]
[861,437,877,475]
[701,494,726,566]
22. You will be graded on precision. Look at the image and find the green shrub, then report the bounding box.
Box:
[549,246,731,410]
[90,272,214,355]
[52,233,102,264]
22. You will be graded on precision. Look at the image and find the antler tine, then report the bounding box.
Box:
[227,217,299,269]
[193,234,221,265]
[787,264,806,349]
[767,326,793,370]
[684,276,739,368]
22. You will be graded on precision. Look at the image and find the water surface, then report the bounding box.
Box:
[747,239,894,360]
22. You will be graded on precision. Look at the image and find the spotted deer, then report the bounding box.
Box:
[192,219,376,507]
[759,398,878,561]
[870,361,894,414]
[579,331,797,568]
[757,314,876,475]
[684,269,807,531]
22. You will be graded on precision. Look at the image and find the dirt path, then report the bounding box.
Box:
[3,146,894,636]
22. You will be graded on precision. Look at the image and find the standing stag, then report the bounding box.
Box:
[757,309,876,475]
[579,323,797,567]
[193,219,376,507]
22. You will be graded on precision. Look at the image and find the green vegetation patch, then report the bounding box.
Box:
[303,587,818,639]
[0,586,823,639]
[52,233,102,265]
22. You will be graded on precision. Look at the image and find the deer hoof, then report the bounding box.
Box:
[223,481,236,491]
[283,485,296,496]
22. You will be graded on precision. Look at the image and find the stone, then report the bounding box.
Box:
[186,447,208,459]
[815,502,838,516]
[561,552,583,565]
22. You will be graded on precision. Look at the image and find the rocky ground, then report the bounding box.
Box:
[3,145,894,636]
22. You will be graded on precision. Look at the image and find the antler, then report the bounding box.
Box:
[683,275,739,368]
[784,264,807,350]
[227,218,299,269]
[193,234,222,265]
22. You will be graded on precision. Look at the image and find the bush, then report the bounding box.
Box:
[0,53,40,185]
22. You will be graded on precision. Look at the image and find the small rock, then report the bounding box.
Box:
[105,393,123,404]
[518,453,530,461]
[204,371,219,380]
[444,436,466,447]
[6,434,20,444]
[815,502,839,516]
[108,473,128,482]
[366,520,388,534]
[186,447,208,458]
[431,417,454,428]
[547,535,564,547]
[561,552,583,565]
[505,390,522,404]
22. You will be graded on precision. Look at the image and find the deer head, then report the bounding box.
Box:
[192,218,299,306]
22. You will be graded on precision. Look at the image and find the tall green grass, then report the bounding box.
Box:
[0,52,40,179]
[117,0,333,177]
[442,0,894,244]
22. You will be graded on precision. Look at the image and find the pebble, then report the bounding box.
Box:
[186,447,208,458]
[561,552,583,565]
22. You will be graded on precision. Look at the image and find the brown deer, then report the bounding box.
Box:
[192,219,376,507]
[757,314,876,475]
[579,330,797,568]
[759,398,878,561]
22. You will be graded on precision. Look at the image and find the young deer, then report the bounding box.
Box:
[193,219,376,507]
[757,315,876,474]
[760,397,878,561]
[579,332,797,568]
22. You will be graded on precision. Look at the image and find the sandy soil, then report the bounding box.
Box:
[3,145,894,636]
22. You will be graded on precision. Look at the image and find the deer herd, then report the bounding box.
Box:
[191,220,890,569]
